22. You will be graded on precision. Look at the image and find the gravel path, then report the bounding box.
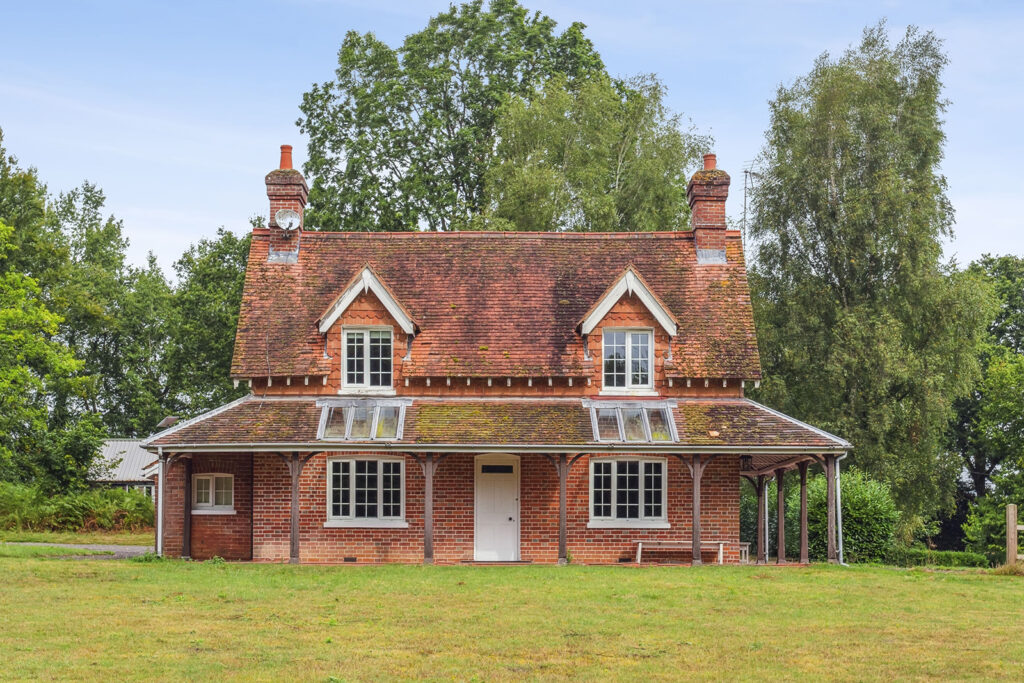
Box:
[8,542,153,559]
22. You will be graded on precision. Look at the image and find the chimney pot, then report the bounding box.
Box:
[279,145,293,170]
[703,153,716,171]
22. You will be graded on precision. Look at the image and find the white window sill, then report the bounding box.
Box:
[587,520,670,529]
[324,519,409,529]
[191,509,236,516]
[598,388,659,397]
[338,387,397,396]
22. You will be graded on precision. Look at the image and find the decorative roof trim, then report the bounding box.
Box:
[318,265,417,335]
[142,442,847,455]
[579,266,678,337]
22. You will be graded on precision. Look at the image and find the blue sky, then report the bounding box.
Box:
[1,1,1021,270]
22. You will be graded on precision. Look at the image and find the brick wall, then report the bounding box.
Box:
[157,453,253,560]
[241,451,739,564]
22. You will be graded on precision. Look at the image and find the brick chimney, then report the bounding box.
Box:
[687,153,730,259]
[266,144,308,230]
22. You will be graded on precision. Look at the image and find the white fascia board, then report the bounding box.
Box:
[318,267,415,335]
[580,270,678,337]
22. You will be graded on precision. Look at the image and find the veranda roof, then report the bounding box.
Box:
[142,395,848,455]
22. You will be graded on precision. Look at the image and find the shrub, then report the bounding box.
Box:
[884,546,988,568]
[742,468,899,563]
[0,482,153,532]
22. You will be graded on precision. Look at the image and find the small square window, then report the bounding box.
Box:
[323,407,348,438]
[375,406,400,439]
[621,408,647,441]
[214,476,233,507]
[194,477,211,505]
[596,408,621,440]
[647,408,672,441]
[348,405,372,439]
[603,329,653,391]
[343,329,392,389]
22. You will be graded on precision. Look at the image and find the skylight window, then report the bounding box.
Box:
[585,401,677,443]
[318,399,410,441]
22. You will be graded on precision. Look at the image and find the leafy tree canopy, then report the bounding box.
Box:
[298,0,608,231]
[748,22,996,528]
[477,74,709,232]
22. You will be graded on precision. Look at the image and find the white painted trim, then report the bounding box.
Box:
[316,398,411,441]
[474,453,520,562]
[323,520,409,529]
[318,266,415,335]
[580,268,677,337]
[325,455,407,524]
[156,453,164,556]
[588,456,669,527]
[192,473,234,512]
[587,520,671,530]
[599,328,655,393]
[341,326,395,392]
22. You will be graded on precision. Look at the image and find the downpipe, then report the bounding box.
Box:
[836,453,848,566]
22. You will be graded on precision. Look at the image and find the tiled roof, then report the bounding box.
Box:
[144,396,845,451]
[231,231,761,379]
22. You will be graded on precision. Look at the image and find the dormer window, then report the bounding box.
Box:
[585,399,678,443]
[344,328,392,391]
[603,329,653,391]
[318,398,411,441]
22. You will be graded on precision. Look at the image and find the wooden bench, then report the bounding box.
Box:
[634,540,727,565]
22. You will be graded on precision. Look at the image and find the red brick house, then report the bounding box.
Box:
[144,147,849,565]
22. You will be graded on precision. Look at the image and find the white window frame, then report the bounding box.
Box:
[588,457,669,529]
[316,398,412,441]
[324,456,408,528]
[341,326,396,395]
[191,473,235,515]
[600,327,656,396]
[584,399,679,443]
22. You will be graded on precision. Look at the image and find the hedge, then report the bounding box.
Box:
[884,546,988,568]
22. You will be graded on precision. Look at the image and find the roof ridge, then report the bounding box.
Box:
[250,229,736,241]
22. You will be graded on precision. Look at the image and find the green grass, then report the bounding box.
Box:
[0,528,153,546]
[1,560,1022,680]
[0,543,111,558]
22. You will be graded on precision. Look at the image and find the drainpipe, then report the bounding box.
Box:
[157,447,164,556]
[836,453,848,566]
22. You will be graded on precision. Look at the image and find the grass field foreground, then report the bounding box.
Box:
[1,559,1022,680]
[0,544,112,559]
[0,528,154,546]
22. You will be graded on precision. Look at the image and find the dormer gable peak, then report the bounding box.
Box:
[318,264,417,335]
[578,265,678,337]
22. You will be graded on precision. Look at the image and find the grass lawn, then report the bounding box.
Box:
[0,543,112,558]
[0,528,154,546]
[1,559,1022,680]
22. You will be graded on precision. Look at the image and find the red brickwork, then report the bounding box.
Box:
[158,453,253,560]
[160,451,741,564]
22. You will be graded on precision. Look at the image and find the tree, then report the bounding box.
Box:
[0,220,103,490]
[949,255,1024,498]
[298,0,605,231]
[478,74,709,232]
[748,23,996,530]
[165,228,250,415]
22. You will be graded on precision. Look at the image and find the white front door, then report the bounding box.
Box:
[474,455,520,561]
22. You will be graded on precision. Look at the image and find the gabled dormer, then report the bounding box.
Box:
[318,265,417,396]
[579,266,678,397]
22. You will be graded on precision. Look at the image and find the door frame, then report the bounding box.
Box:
[473,453,521,561]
